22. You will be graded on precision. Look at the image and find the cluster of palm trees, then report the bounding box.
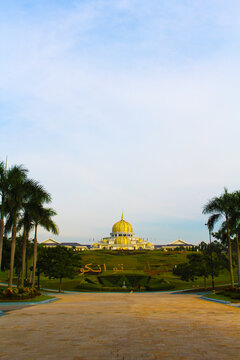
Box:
[203,188,240,287]
[0,160,58,289]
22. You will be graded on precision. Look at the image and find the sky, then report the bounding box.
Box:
[0,0,240,245]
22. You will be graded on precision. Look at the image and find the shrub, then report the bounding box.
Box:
[0,287,41,300]
[98,274,150,288]
[145,283,175,291]
[145,278,175,291]
[221,287,240,300]
[76,283,102,291]
[75,284,131,292]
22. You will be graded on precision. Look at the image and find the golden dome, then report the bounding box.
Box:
[112,214,133,233]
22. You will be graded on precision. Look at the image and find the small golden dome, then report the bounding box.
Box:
[115,236,130,245]
[112,214,133,233]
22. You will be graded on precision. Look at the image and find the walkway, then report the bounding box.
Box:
[0,292,239,359]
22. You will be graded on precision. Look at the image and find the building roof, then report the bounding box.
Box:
[41,239,90,248]
[162,243,194,247]
[40,238,60,245]
[168,239,191,246]
[154,240,195,248]
[61,242,85,247]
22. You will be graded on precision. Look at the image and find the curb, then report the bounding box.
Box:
[0,297,59,306]
[201,295,231,305]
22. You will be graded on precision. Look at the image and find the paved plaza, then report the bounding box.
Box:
[0,292,239,360]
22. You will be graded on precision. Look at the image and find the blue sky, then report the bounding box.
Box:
[1,1,240,244]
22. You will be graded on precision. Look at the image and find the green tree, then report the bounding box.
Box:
[18,180,51,287]
[211,190,240,287]
[5,165,29,288]
[0,159,8,270]
[174,243,227,289]
[1,237,11,272]
[31,204,59,288]
[205,213,223,290]
[14,236,24,287]
[228,191,240,287]
[18,202,33,287]
[203,188,237,287]
[38,246,81,292]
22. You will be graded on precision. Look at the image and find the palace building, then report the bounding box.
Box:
[92,214,154,250]
[155,238,195,250]
[40,238,89,251]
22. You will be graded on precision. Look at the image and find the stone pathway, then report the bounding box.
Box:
[0,292,239,360]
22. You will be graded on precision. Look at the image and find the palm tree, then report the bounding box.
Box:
[219,218,240,288]
[235,230,240,287]
[18,180,51,287]
[223,191,240,287]
[203,188,236,287]
[18,202,34,287]
[205,214,220,291]
[31,205,59,288]
[0,159,7,270]
[6,165,28,289]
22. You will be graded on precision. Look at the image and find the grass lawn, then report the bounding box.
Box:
[0,250,238,292]
[0,294,55,302]
[204,293,240,304]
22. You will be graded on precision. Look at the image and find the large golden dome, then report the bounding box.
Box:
[112,214,133,233]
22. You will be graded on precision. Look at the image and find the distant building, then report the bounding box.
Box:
[92,214,154,250]
[40,238,89,251]
[155,238,195,250]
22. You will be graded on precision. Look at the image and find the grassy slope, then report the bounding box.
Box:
[0,250,236,291]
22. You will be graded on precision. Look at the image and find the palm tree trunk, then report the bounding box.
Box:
[8,226,17,289]
[32,223,38,289]
[25,232,29,281]
[204,276,206,290]
[0,191,5,271]
[59,277,62,293]
[17,273,20,287]
[236,233,240,287]
[37,268,40,290]
[21,228,27,287]
[226,216,234,287]
[0,218,4,271]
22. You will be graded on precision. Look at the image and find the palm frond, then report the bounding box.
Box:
[206,213,222,231]
[202,196,222,214]
[25,179,52,204]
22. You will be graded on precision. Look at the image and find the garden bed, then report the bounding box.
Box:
[0,294,55,303]
[0,287,41,301]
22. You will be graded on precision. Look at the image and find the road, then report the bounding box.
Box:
[0,292,239,359]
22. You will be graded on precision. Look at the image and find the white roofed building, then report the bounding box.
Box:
[158,238,195,250]
[40,238,89,251]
